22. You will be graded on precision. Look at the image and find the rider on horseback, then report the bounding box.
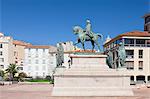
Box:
[85,20,94,39]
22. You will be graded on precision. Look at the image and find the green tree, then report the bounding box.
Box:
[18,72,27,82]
[5,64,18,81]
[0,70,4,78]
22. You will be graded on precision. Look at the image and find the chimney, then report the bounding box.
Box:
[143,13,150,33]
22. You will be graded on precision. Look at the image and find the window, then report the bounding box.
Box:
[0,65,4,69]
[28,48,31,52]
[35,66,39,71]
[139,50,143,58]
[35,54,38,57]
[0,44,3,48]
[42,65,46,70]
[28,54,31,57]
[17,67,23,70]
[28,66,31,71]
[139,61,143,70]
[125,39,134,45]
[36,72,38,76]
[130,76,134,81]
[36,49,38,52]
[126,50,134,59]
[35,60,38,64]
[147,40,150,47]
[15,61,18,64]
[42,60,46,64]
[14,51,17,56]
[28,60,31,64]
[136,39,145,44]
[0,51,2,55]
[43,49,45,53]
[126,61,134,70]
[0,58,4,62]
[136,39,146,47]
[43,72,45,77]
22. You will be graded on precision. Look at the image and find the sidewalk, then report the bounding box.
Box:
[1,84,150,99]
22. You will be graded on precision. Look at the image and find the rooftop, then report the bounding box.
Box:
[26,45,51,49]
[25,45,57,51]
[13,40,32,46]
[104,31,150,46]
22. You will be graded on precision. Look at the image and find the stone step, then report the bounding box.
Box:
[52,87,134,96]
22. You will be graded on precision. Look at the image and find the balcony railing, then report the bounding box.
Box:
[126,55,134,59]
[127,66,134,70]
[139,55,143,58]
[124,44,150,47]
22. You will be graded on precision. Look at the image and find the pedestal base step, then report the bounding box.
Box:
[52,87,134,96]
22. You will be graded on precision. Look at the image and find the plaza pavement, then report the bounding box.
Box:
[0,84,150,99]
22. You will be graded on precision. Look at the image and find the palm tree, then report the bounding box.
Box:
[5,64,18,81]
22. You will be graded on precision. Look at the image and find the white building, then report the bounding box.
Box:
[24,45,57,78]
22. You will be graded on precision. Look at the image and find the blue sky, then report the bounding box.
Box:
[0,0,149,48]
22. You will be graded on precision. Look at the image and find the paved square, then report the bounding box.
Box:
[1,84,150,99]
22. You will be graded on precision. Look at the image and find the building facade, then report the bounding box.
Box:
[0,33,15,70]
[13,40,31,72]
[104,31,150,83]
[24,45,57,78]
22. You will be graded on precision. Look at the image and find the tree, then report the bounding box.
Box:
[18,72,27,82]
[5,64,18,81]
[0,70,4,78]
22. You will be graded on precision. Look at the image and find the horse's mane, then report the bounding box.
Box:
[74,26,84,31]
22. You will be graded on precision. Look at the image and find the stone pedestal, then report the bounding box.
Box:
[52,54,133,96]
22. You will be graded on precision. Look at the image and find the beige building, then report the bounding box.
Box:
[0,32,32,71]
[13,40,31,71]
[104,31,150,83]
[0,33,14,70]
[104,13,150,83]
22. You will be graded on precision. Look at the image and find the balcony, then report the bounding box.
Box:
[127,66,134,70]
[125,44,150,47]
[126,55,134,59]
[139,55,143,58]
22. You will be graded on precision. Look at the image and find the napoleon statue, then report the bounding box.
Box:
[73,19,103,51]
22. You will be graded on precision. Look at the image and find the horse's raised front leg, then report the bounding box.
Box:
[74,41,78,45]
[73,40,79,50]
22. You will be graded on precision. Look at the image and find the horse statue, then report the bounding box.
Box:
[73,26,103,51]
[117,42,126,68]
